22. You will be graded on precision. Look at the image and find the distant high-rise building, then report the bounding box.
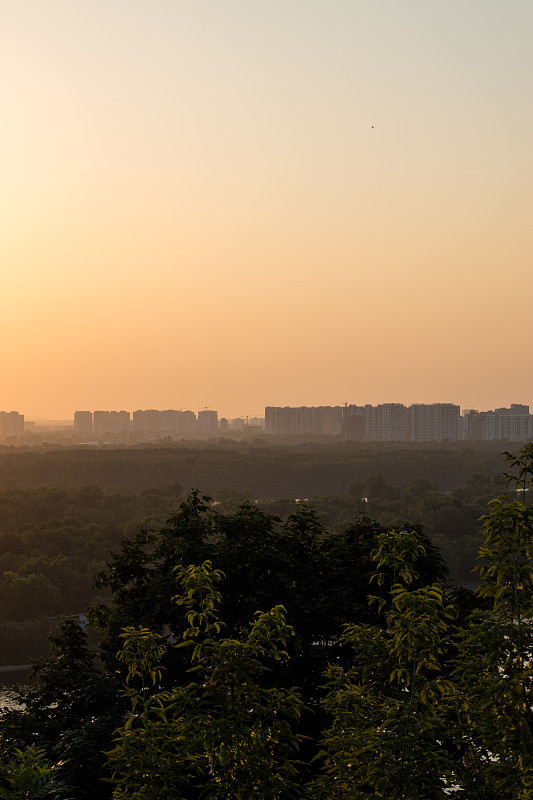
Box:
[265,406,344,436]
[409,404,460,441]
[132,410,161,434]
[198,409,218,435]
[364,404,409,441]
[160,410,180,432]
[323,407,344,436]
[132,409,197,435]
[177,410,197,435]
[161,409,198,435]
[93,410,130,435]
[0,411,24,439]
[342,405,365,441]
[435,403,460,441]
[266,402,462,441]
[409,404,434,441]
[74,411,93,434]
[468,405,533,441]
[93,411,109,435]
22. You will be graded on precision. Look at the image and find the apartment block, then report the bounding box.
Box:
[468,405,533,442]
[364,403,409,441]
[265,406,346,436]
[0,411,24,439]
[135,409,198,435]
[266,402,462,442]
[410,404,460,442]
[74,410,93,434]
[197,409,218,435]
[93,410,130,435]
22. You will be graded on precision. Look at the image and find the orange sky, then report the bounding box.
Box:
[2,1,532,419]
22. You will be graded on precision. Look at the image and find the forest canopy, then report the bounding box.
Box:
[0,440,511,495]
[0,464,504,652]
[0,445,533,800]
[1,445,533,798]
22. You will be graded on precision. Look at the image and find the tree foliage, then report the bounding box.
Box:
[452,444,533,798]
[312,532,456,799]
[107,563,305,799]
[2,444,533,798]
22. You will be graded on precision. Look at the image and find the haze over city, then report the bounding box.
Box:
[2,1,532,420]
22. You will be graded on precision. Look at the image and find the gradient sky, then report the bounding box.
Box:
[2,1,532,419]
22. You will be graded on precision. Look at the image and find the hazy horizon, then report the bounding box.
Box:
[17,398,533,424]
[3,1,532,419]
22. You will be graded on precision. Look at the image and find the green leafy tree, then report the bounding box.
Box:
[454,444,533,799]
[107,562,306,800]
[313,528,456,799]
[0,743,65,800]
[0,490,450,798]
[0,620,119,800]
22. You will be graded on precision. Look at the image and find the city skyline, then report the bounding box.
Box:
[2,2,532,417]
[3,401,533,443]
[3,398,531,419]
[2,397,533,423]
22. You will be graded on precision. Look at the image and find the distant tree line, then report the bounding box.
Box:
[0,439,511,495]
[0,459,513,663]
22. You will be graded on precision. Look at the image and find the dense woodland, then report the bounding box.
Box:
[0,445,532,798]
[0,439,511,495]
[0,442,511,662]
[0,445,533,800]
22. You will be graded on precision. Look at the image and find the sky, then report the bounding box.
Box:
[2,0,532,419]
